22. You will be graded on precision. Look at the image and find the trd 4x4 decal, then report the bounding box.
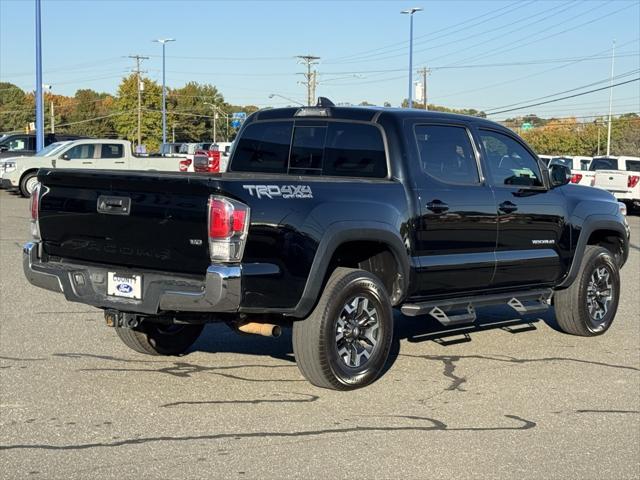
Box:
[242,185,313,199]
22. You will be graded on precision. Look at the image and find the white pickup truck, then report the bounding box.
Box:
[547,156,593,186]
[0,139,185,197]
[590,156,640,211]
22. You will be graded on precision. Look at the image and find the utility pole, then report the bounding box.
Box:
[50,101,55,133]
[606,40,615,157]
[128,55,149,150]
[35,0,44,151]
[172,124,176,143]
[418,67,430,109]
[297,55,320,106]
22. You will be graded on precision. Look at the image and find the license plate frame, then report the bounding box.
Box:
[107,272,142,300]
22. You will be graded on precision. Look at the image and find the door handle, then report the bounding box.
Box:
[82,161,92,165]
[426,200,449,214]
[115,161,125,164]
[499,201,518,214]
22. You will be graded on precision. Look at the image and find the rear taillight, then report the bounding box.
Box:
[570,174,582,184]
[628,175,640,188]
[207,196,250,262]
[29,182,41,240]
[179,159,192,172]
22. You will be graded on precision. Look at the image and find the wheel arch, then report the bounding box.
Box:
[292,221,410,318]
[557,215,629,289]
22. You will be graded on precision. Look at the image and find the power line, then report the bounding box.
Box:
[326,0,536,64]
[444,2,635,69]
[433,37,640,101]
[487,78,640,116]
[484,69,640,113]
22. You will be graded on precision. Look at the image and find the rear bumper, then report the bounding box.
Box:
[23,242,241,315]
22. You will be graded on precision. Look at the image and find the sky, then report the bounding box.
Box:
[1,0,639,120]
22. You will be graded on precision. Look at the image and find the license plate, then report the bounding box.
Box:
[107,273,142,299]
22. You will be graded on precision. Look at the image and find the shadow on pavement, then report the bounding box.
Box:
[191,304,558,373]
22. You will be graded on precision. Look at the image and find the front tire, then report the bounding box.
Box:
[19,171,39,198]
[115,321,204,356]
[292,268,393,390]
[554,246,620,336]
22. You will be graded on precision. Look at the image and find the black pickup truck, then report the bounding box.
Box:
[24,103,630,390]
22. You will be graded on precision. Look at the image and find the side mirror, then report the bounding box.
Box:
[61,153,70,160]
[549,164,571,187]
[0,145,7,152]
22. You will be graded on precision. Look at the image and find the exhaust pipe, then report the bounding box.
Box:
[236,322,282,338]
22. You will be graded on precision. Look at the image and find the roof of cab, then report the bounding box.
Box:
[252,105,506,130]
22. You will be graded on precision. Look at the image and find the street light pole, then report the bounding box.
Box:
[268,93,305,106]
[154,38,175,152]
[401,7,422,109]
[35,0,44,151]
[606,40,615,157]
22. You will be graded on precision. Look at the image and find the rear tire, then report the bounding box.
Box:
[554,246,620,336]
[292,268,393,390]
[115,321,204,356]
[19,171,38,198]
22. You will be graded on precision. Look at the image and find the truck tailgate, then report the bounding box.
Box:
[593,170,629,193]
[37,169,214,275]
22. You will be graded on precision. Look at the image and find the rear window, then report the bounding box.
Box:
[232,121,293,173]
[625,160,640,172]
[590,158,618,170]
[231,121,387,178]
[549,157,573,169]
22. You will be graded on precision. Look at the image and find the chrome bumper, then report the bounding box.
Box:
[23,242,241,315]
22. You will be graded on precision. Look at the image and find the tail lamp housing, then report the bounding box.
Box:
[570,174,582,184]
[207,196,250,262]
[628,175,640,189]
[179,158,192,172]
[29,182,42,240]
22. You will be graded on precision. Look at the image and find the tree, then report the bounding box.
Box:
[61,89,116,137]
[168,82,225,142]
[113,74,162,151]
[0,83,33,133]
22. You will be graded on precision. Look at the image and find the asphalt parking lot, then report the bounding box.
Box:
[0,189,638,480]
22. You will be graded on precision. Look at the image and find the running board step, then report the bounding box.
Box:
[401,289,553,326]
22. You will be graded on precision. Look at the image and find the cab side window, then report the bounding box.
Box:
[479,130,543,187]
[100,144,124,159]
[65,144,95,159]
[8,137,28,151]
[414,124,480,185]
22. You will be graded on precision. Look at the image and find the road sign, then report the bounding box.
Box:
[231,120,242,129]
[232,112,247,120]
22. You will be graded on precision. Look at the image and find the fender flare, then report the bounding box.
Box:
[556,214,629,289]
[291,221,410,318]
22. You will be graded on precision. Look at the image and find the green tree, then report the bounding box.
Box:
[0,83,33,133]
[168,82,225,142]
[113,74,162,151]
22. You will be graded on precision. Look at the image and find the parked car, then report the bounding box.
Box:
[1,138,186,196]
[548,156,593,185]
[23,104,629,390]
[0,133,86,159]
[192,142,233,173]
[177,142,213,172]
[591,156,640,211]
